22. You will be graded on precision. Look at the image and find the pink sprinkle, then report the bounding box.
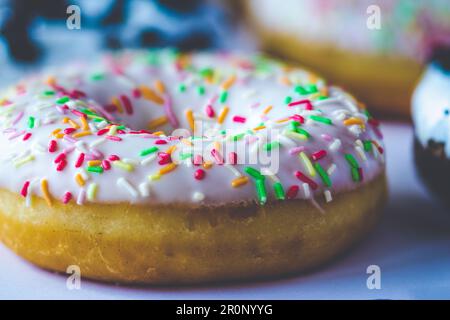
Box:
[311,150,327,161]
[56,105,67,114]
[63,146,76,154]
[75,153,85,168]
[106,135,122,142]
[289,146,306,155]
[286,185,299,199]
[8,130,25,140]
[20,181,30,197]
[71,109,86,118]
[108,155,120,161]
[290,114,305,124]
[54,153,66,164]
[155,139,167,145]
[158,152,171,165]
[90,149,104,159]
[288,99,313,110]
[102,159,111,170]
[233,116,246,123]
[211,149,224,165]
[63,135,77,144]
[62,192,72,204]
[120,95,133,115]
[63,128,76,135]
[321,134,333,142]
[23,132,32,141]
[48,140,58,153]
[12,111,24,125]
[193,154,203,166]
[77,189,86,205]
[163,94,179,128]
[70,90,86,99]
[205,105,215,118]
[132,88,141,98]
[194,169,205,180]
[228,152,237,165]
[97,128,109,136]
[56,159,67,171]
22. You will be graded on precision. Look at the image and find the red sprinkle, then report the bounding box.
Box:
[155,139,167,145]
[228,152,237,165]
[358,167,364,181]
[75,153,85,168]
[23,133,32,141]
[63,128,77,135]
[108,155,120,161]
[97,128,109,136]
[20,181,30,197]
[106,135,122,142]
[294,171,318,190]
[311,150,327,161]
[205,105,215,118]
[158,152,171,165]
[48,140,58,153]
[62,192,73,204]
[132,88,141,99]
[290,114,305,124]
[120,95,133,115]
[233,116,246,123]
[286,185,299,199]
[288,99,313,110]
[54,153,66,163]
[194,169,205,180]
[56,159,67,171]
[102,159,111,170]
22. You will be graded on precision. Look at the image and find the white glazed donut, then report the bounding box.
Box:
[0,50,386,284]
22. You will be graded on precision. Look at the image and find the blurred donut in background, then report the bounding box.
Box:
[238,0,450,118]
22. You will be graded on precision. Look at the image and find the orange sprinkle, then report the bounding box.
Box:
[217,106,229,124]
[75,173,85,187]
[80,116,89,131]
[52,128,62,136]
[112,97,123,113]
[181,139,193,147]
[185,108,195,132]
[148,116,168,129]
[152,131,165,136]
[279,76,291,86]
[253,125,266,131]
[275,117,290,123]
[166,145,177,155]
[87,160,101,167]
[154,80,166,94]
[231,176,249,188]
[72,131,91,138]
[262,105,273,115]
[68,119,80,129]
[214,141,221,151]
[55,133,65,139]
[46,76,56,86]
[202,161,213,170]
[343,117,364,126]
[140,85,164,105]
[41,179,52,207]
[159,163,177,175]
[221,74,236,90]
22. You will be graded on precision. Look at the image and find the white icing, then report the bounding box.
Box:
[0,50,384,205]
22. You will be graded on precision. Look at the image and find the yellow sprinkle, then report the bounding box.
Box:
[275,117,290,123]
[344,117,365,127]
[231,176,249,188]
[154,80,166,94]
[68,119,80,129]
[262,105,273,115]
[111,96,123,113]
[284,130,308,141]
[41,179,52,207]
[75,173,85,187]
[72,130,91,138]
[14,154,35,168]
[80,116,89,131]
[87,160,101,167]
[140,85,164,105]
[185,108,195,132]
[221,74,236,90]
[203,161,213,169]
[166,145,176,154]
[214,141,221,151]
[108,125,118,136]
[55,133,65,139]
[148,116,168,129]
[159,163,177,175]
[300,152,316,177]
[253,125,266,131]
[52,128,62,136]
[217,106,229,124]
[87,183,98,201]
[181,139,193,147]
[148,173,161,181]
[112,160,134,172]
[152,131,165,136]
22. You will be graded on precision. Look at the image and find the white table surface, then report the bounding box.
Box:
[1,122,450,300]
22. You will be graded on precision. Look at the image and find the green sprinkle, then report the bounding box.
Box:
[316,95,328,100]
[363,140,373,152]
[200,68,214,78]
[351,167,360,182]
[90,73,105,81]
[231,133,245,141]
[289,121,300,131]
[345,154,359,168]
[314,163,332,187]
[116,125,126,130]
[284,96,292,104]
[219,91,228,103]
[263,141,280,151]
[56,96,70,104]
[304,84,318,93]
[273,182,285,200]
[43,90,55,96]
[295,127,310,138]
[87,166,104,174]
[309,115,333,125]
[220,130,227,135]
[140,146,159,157]
[294,85,308,95]
[255,179,267,205]
[197,86,205,96]
[363,109,372,119]
[28,116,35,129]
[245,166,265,180]
[180,152,192,160]
[178,84,187,92]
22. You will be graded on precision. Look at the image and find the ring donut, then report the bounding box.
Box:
[0,50,387,284]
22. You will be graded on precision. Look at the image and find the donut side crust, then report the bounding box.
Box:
[0,173,387,285]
